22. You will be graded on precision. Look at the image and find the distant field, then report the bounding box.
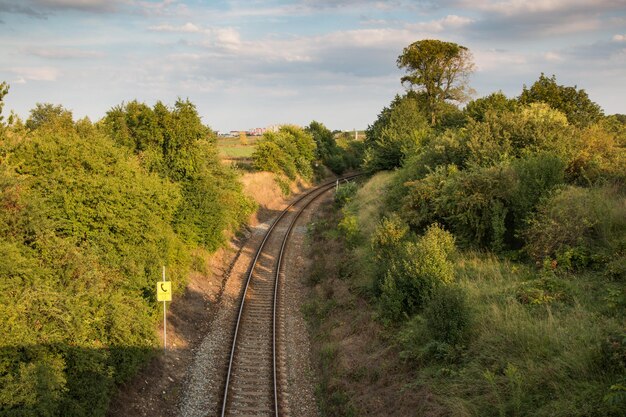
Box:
[216,136,259,159]
[218,146,255,158]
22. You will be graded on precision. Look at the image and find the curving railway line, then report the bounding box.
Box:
[219,175,359,417]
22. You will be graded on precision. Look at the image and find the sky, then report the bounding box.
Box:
[1,0,625,132]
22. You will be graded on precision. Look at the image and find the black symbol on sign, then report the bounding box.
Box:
[161,283,168,292]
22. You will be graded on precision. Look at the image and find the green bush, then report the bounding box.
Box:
[0,129,168,416]
[103,99,255,250]
[464,91,518,123]
[364,93,431,171]
[370,213,410,293]
[377,223,456,321]
[423,285,472,345]
[337,210,361,249]
[252,125,317,180]
[0,98,255,416]
[306,121,351,174]
[334,182,358,207]
[510,153,566,230]
[400,154,570,252]
[524,186,626,265]
[463,103,575,167]
[399,164,457,231]
[566,125,626,185]
[431,164,516,250]
[519,73,603,127]
[254,140,297,178]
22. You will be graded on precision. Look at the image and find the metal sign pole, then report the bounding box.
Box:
[163,265,167,352]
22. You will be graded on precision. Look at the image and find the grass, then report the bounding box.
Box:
[397,252,626,417]
[346,171,394,239]
[216,136,259,159]
[217,146,255,158]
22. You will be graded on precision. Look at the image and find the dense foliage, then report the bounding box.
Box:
[327,40,626,416]
[103,99,255,250]
[363,93,431,172]
[252,124,317,187]
[0,95,254,416]
[305,121,361,175]
[520,73,604,127]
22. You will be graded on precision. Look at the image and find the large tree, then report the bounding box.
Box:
[397,39,474,126]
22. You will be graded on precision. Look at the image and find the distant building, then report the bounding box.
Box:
[247,127,266,136]
[217,124,299,138]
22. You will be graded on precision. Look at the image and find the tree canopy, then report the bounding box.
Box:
[519,73,603,127]
[364,94,430,171]
[397,39,474,125]
[26,103,74,131]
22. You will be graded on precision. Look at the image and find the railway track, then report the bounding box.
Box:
[219,175,359,417]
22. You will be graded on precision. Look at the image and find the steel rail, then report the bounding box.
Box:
[220,174,361,417]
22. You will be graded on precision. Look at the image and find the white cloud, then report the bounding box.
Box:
[473,48,528,72]
[27,47,105,59]
[613,34,626,42]
[457,0,623,16]
[33,0,128,12]
[149,22,243,49]
[214,27,241,50]
[9,66,59,81]
[448,0,624,39]
[149,22,200,33]
[407,14,473,32]
[544,51,563,62]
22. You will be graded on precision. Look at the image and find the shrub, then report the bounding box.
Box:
[337,211,361,249]
[364,93,431,171]
[377,223,456,320]
[334,182,358,208]
[524,186,626,264]
[399,164,458,231]
[463,103,576,168]
[519,73,603,128]
[436,164,516,250]
[516,274,572,306]
[252,126,317,180]
[306,121,350,174]
[464,91,518,123]
[423,285,472,345]
[370,214,410,292]
[384,130,468,212]
[0,98,256,416]
[510,153,566,229]
[567,125,626,185]
[0,128,171,416]
[103,99,255,250]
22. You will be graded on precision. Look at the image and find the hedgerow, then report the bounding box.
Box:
[252,125,317,181]
[0,97,255,416]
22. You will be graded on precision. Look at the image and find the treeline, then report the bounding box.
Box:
[0,87,254,416]
[252,121,362,191]
[327,41,625,416]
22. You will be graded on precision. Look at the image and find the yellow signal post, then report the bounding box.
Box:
[158,266,172,351]
[157,281,172,302]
